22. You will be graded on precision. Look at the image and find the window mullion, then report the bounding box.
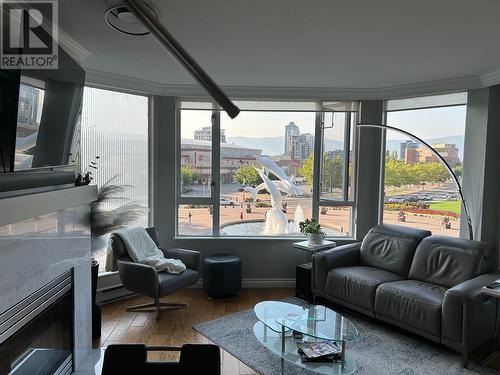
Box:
[342,113,351,201]
[312,111,323,221]
[211,110,221,236]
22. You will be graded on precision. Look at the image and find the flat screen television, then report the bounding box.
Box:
[0,45,85,173]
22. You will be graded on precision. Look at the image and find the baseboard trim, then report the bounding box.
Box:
[191,278,296,289]
[243,278,296,288]
[97,278,296,304]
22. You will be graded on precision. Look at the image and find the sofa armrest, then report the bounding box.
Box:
[312,243,361,294]
[118,260,159,298]
[161,248,201,271]
[442,272,500,352]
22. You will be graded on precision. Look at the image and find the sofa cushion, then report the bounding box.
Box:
[360,224,431,277]
[325,266,403,311]
[408,236,496,288]
[375,280,447,336]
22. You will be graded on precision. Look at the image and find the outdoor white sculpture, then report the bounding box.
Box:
[244,156,304,234]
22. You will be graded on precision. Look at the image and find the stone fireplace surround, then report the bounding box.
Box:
[0,185,97,374]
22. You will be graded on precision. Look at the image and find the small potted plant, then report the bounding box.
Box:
[442,216,451,229]
[299,218,325,246]
[397,211,406,222]
[246,203,252,213]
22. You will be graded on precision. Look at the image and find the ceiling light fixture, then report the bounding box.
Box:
[105,0,240,119]
[105,2,157,36]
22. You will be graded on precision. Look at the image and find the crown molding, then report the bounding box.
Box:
[480,68,500,87]
[58,28,91,63]
[84,68,483,100]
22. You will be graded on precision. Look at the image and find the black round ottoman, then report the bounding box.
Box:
[203,254,241,299]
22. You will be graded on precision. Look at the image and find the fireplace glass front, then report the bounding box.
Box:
[0,278,73,375]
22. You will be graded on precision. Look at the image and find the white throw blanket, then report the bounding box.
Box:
[114,227,186,274]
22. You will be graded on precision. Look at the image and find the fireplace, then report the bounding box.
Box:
[0,270,73,375]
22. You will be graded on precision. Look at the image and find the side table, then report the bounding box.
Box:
[481,286,500,365]
[293,240,336,303]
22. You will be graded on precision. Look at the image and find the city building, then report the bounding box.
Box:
[404,148,419,164]
[404,143,460,166]
[284,121,300,156]
[194,126,227,143]
[272,156,302,177]
[181,139,262,184]
[285,123,314,159]
[399,140,419,160]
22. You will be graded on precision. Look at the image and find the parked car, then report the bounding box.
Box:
[405,195,419,202]
[417,194,433,201]
[219,197,236,206]
[386,196,406,204]
[446,193,458,200]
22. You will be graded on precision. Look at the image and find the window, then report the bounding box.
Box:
[176,100,357,238]
[81,87,150,270]
[14,83,45,169]
[318,111,356,237]
[382,93,467,237]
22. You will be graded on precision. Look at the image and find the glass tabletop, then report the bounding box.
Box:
[254,301,310,332]
[253,321,357,375]
[277,305,359,343]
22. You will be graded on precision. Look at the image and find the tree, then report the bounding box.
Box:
[233,165,261,186]
[322,155,343,190]
[180,166,200,187]
[299,154,314,186]
[453,162,463,179]
[384,158,404,188]
[299,154,343,190]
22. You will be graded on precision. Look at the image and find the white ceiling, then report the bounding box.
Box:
[59,0,500,96]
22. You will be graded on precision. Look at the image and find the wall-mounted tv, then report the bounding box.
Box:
[0,46,85,173]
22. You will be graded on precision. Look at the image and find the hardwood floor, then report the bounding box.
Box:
[94,288,294,375]
[95,287,500,374]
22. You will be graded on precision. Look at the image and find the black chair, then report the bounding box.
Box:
[101,344,221,375]
[111,227,201,321]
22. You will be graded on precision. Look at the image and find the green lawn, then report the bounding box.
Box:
[429,200,461,214]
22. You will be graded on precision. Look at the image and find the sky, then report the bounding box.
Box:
[386,105,466,140]
[180,105,467,141]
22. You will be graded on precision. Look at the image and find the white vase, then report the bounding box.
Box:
[307,233,324,246]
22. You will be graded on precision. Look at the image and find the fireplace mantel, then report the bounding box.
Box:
[0,185,97,227]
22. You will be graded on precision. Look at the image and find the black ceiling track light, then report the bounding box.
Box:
[105,0,240,119]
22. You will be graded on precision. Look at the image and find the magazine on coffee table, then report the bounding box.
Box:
[297,341,340,359]
[298,351,341,363]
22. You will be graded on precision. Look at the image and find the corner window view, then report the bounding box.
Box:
[382,100,466,237]
[177,103,355,237]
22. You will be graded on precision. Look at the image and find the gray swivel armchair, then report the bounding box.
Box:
[111,227,201,321]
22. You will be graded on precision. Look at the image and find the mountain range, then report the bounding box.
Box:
[226,136,343,156]
[227,135,464,160]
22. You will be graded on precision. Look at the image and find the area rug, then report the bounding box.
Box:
[193,298,493,375]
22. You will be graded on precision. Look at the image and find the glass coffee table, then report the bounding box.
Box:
[254,301,358,374]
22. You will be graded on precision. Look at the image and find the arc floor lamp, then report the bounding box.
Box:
[356,123,473,240]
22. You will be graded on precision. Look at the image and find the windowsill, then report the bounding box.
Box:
[173,235,356,241]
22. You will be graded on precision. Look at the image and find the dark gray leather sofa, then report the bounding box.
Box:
[312,224,499,366]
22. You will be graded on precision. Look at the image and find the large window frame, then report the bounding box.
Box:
[81,85,152,225]
[175,100,358,239]
[379,92,467,237]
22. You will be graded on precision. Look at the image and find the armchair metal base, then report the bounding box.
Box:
[126,300,186,321]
